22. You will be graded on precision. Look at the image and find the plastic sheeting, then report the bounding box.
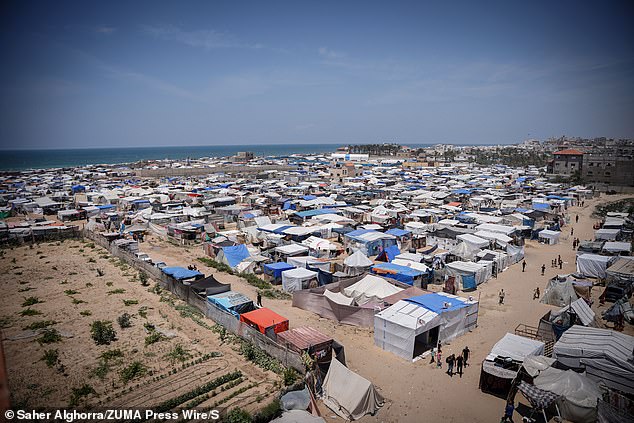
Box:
[219,244,251,268]
[282,267,318,293]
[322,358,384,420]
[343,274,403,306]
[576,254,614,279]
[486,333,544,362]
[161,266,203,280]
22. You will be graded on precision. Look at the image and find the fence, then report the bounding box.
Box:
[83,229,305,372]
[1,226,83,246]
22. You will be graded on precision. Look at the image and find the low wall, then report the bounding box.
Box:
[84,229,305,372]
[1,226,83,246]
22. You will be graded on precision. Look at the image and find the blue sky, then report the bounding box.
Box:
[1,0,632,148]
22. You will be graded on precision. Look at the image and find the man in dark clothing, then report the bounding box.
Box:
[456,354,464,377]
[446,354,455,376]
[541,264,546,276]
[576,215,579,223]
[521,260,526,272]
[559,260,562,269]
[256,292,262,307]
[462,346,470,367]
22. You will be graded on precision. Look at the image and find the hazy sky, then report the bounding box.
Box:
[1,1,633,149]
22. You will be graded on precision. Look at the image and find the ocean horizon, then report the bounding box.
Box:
[0,142,510,171]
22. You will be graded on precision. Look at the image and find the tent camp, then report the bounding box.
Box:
[576,254,615,279]
[216,244,251,270]
[239,308,289,336]
[282,267,318,292]
[553,326,634,394]
[595,228,620,241]
[321,358,384,420]
[343,274,403,306]
[456,233,489,250]
[538,229,561,245]
[371,262,427,286]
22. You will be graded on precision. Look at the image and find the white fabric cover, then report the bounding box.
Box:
[538,229,561,244]
[271,410,325,423]
[576,254,614,278]
[540,279,580,307]
[323,289,354,306]
[344,250,373,267]
[281,267,318,293]
[456,233,489,249]
[322,358,384,420]
[445,260,491,285]
[534,367,601,423]
[486,333,545,362]
[374,300,441,360]
[343,274,403,305]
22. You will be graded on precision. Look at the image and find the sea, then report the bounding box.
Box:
[0,143,439,171]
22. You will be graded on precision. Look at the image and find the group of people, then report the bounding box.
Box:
[550,254,563,269]
[572,237,580,249]
[431,345,471,378]
[187,264,198,271]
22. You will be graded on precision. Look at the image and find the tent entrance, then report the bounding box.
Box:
[413,325,439,357]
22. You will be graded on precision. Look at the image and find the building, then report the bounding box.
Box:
[547,149,584,176]
[232,151,254,163]
[330,162,362,184]
[583,154,634,186]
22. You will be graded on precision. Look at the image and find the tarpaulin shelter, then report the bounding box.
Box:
[343,250,373,275]
[540,278,580,307]
[282,267,318,292]
[161,266,203,281]
[576,253,614,278]
[606,256,634,282]
[375,244,400,262]
[263,262,295,284]
[553,325,634,394]
[239,307,289,336]
[321,358,384,420]
[538,229,561,245]
[445,260,491,288]
[216,244,251,269]
[406,292,478,343]
[189,275,231,297]
[371,262,425,286]
[343,274,403,306]
[207,291,255,318]
[595,228,620,241]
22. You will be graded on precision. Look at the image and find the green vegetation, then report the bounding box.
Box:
[119,361,146,383]
[71,297,86,305]
[239,340,283,374]
[282,367,298,386]
[80,310,92,316]
[69,384,96,406]
[225,408,252,423]
[117,313,132,328]
[153,370,242,413]
[19,308,42,316]
[64,289,79,295]
[123,299,139,306]
[41,349,59,367]
[90,320,117,345]
[139,270,149,286]
[101,349,124,361]
[22,296,43,307]
[165,344,192,364]
[594,198,634,217]
[107,288,126,295]
[144,331,164,346]
[37,328,62,345]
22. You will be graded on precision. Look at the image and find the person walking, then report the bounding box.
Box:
[256,292,262,307]
[533,287,540,300]
[502,400,515,423]
[456,354,464,377]
[571,227,574,236]
[462,346,470,367]
[447,354,455,376]
[521,260,526,272]
[541,264,546,276]
[436,348,442,369]
[576,214,579,223]
[559,259,563,270]
[498,289,505,305]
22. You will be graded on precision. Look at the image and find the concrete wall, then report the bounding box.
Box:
[84,229,305,373]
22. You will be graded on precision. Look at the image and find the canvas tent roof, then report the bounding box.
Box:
[553,325,634,394]
[540,278,580,307]
[344,250,373,267]
[324,289,354,306]
[606,256,634,281]
[161,266,203,280]
[487,333,545,362]
[576,254,614,279]
[275,243,310,255]
[322,358,384,420]
[343,274,403,305]
[456,233,489,249]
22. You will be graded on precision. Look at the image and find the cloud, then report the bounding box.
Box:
[141,24,262,50]
[95,26,116,35]
[318,47,346,59]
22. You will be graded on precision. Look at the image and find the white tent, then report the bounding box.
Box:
[374,300,441,360]
[576,253,614,278]
[602,241,631,254]
[281,267,318,293]
[322,358,384,420]
[534,367,601,423]
[286,256,331,272]
[391,259,430,273]
[456,233,489,250]
[538,229,561,245]
[595,228,620,241]
[445,260,491,286]
[540,278,580,307]
[343,274,403,305]
[275,243,310,256]
[475,223,516,236]
[486,333,545,362]
[474,230,513,245]
[344,250,374,272]
[323,289,354,306]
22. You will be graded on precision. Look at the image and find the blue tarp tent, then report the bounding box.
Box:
[385,228,411,237]
[294,209,341,218]
[263,262,295,279]
[405,293,469,313]
[371,262,423,285]
[377,244,401,262]
[221,244,251,268]
[71,185,86,193]
[461,275,477,290]
[161,266,203,280]
[207,291,254,318]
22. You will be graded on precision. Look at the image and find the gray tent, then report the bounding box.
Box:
[322,358,384,420]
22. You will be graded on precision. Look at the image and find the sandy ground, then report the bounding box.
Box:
[0,239,279,414]
[137,193,633,423]
[1,193,631,422]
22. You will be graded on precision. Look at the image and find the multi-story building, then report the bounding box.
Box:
[547,149,584,176]
[330,162,362,184]
[583,154,634,186]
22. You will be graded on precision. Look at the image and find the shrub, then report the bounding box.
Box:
[107,289,126,295]
[123,299,138,306]
[101,349,124,361]
[96,268,104,277]
[90,320,117,345]
[117,313,132,328]
[253,399,282,423]
[22,296,43,307]
[23,320,57,331]
[69,384,96,406]
[37,328,62,345]
[120,361,146,383]
[64,289,79,295]
[139,271,149,286]
[71,297,86,305]
[42,349,59,367]
[80,310,92,316]
[144,332,164,346]
[225,408,252,423]
[19,308,42,317]
[283,367,298,386]
[165,344,192,364]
